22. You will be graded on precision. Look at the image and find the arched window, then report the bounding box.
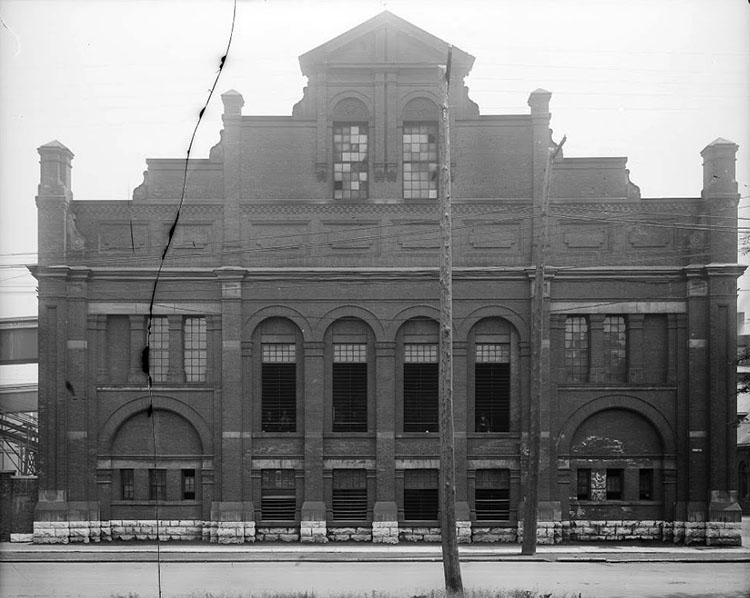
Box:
[254,317,303,433]
[398,317,439,433]
[402,98,440,200]
[332,98,370,200]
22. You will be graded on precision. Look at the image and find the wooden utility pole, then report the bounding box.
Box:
[438,46,463,596]
[521,134,566,556]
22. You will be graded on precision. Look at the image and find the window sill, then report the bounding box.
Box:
[396,432,440,438]
[257,520,299,526]
[573,500,662,506]
[473,520,513,526]
[257,432,303,438]
[325,432,375,438]
[468,432,518,439]
[111,500,201,506]
[97,385,211,391]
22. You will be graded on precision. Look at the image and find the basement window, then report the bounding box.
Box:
[149,469,166,501]
[182,469,196,500]
[121,469,134,501]
[332,344,368,432]
[261,344,296,432]
[606,469,624,500]
[576,468,591,500]
[474,469,510,521]
[261,469,296,521]
[403,344,439,433]
[475,343,510,432]
[639,468,653,500]
[403,469,439,520]
[332,469,368,521]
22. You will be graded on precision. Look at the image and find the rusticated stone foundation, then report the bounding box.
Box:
[372,520,398,543]
[327,526,372,542]
[31,518,741,545]
[255,526,300,542]
[472,526,517,543]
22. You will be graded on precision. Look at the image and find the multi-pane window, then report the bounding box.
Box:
[565,316,589,383]
[475,343,510,433]
[474,469,510,521]
[262,344,296,432]
[332,344,367,432]
[149,469,166,501]
[403,469,439,520]
[639,468,653,500]
[332,469,368,521]
[403,123,438,199]
[121,469,134,501]
[576,468,591,500]
[261,469,296,520]
[403,344,439,432]
[606,469,624,500]
[603,316,627,383]
[184,317,207,382]
[148,316,169,383]
[182,469,196,500]
[333,124,368,200]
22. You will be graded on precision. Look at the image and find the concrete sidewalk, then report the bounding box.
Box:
[2,540,749,563]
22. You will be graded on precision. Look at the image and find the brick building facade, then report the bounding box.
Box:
[32,12,744,545]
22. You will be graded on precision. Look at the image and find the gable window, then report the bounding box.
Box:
[403,469,438,520]
[603,316,627,383]
[332,469,368,521]
[147,316,169,383]
[121,469,134,501]
[474,469,510,521]
[332,343,367,432]
[262,343,296,432]
[565,316,589,383]
[475,343,510,432]
[333,123,368,200]
[403,123,438,199]
[261,469,296,521]
[184,317,207,382]
[403,343,439,432]
[149,468,166,501]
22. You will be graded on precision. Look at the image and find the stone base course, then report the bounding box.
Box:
[31,518,742,546]
[300,520,327,543]
[327,526,372,542]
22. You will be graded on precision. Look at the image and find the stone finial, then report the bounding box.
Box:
[701,137,739,195]
[528,88,552,116]
[221,89,244,117]
[37,140,74,197]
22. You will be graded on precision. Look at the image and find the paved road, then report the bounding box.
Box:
[1,560,748,598]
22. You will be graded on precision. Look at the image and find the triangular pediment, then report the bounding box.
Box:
[299,11,474,75]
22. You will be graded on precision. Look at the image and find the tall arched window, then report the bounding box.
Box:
[332,98,370,200]
[402,98,440,200]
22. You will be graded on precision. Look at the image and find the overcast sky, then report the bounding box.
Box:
[1,0,748,318]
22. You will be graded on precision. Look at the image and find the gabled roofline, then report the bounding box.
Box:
[298,10,474,75]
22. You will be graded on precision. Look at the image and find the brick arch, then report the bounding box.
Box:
[99,395,212,455]
[399,91,441,118]
[457,305,528,342]
[243,306,312,342]
[329,92,373,120]
[386,304,441,339]
[315,305,385,341]
[557,395,676,457]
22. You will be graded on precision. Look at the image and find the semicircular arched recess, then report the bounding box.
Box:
[111,409,202,457]
[402,96,440,121]
[331,96,371,121]
[570,408,662,457]
[557,396,676,457]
